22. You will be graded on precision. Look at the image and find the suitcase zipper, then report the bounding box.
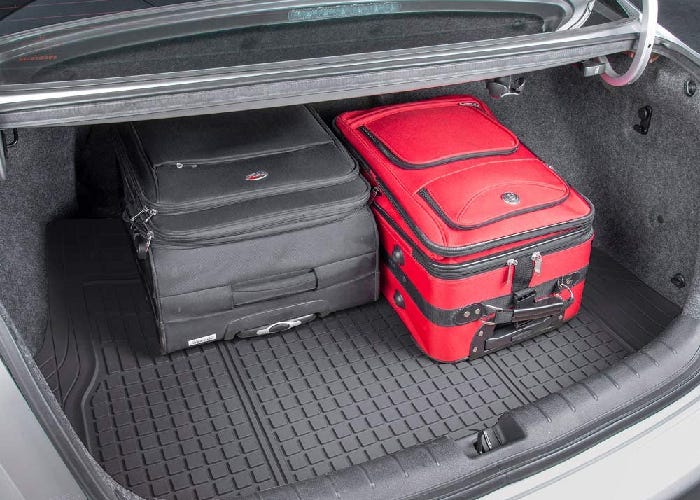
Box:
[373,201,593,280]
[123,163,360,216]
[118,137,359,215]
[133,189,370,247]
[505,259,518,285]
[357,100,518,169]
[418,227,594,280]
[531,252,543,274]
[370,175,594,258]
[418,186,570,231]
[156,141,334,170]
[129,206,157,225]
[360,126,518,169]
[346,97,489,126]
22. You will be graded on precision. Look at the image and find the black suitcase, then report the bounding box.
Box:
[117,106,379,353]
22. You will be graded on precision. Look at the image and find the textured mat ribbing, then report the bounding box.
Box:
[35,219,679,499]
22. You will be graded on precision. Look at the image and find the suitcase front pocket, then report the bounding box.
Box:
[359,99,519,168]
[419,158,571,230]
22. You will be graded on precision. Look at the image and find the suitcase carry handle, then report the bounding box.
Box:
[238,313,317,338]
[489,294,567,325]
[224,300,329,340]
[483,314,563,352]
[233,270,318,306]
[480,285,572,352]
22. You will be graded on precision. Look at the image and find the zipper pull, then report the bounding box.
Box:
[505,259,518,285]
[129,206,149,224]
[143,208,157,224]
[129,206,157,231]
[369,186,382,204]
[531,252,543,274]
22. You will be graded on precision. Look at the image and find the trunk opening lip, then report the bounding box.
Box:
[482,382,700,499]
[433,316,700,500]
[0,5,697,497]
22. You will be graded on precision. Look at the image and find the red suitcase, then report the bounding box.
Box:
[335,95,594,362]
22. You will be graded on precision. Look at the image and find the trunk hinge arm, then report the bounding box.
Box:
[600,0,658,86]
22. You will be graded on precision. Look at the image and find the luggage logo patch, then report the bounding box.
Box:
[501,192,520,205]
[245,171,269,181]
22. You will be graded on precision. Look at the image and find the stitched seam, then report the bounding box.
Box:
[361,98,519,165]
[351,124,449,246]
[454,181,569,222]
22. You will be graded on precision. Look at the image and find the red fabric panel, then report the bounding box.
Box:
[335,95,593,252]
[335,95,594,361]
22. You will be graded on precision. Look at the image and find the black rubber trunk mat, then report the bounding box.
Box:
[35,219,680,500]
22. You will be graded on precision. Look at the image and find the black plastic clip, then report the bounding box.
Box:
[0,129,18,181]
[513,287,537,306]
[634,105,653,135]
[486,76,526,99]
[475,427,503,454]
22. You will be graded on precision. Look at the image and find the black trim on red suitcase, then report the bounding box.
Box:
[333,119,595,259]
[418,188,570,231]
[382,246,587,328]
[371,172,594,258]
[359,126,518,169]
[374,202,594,280]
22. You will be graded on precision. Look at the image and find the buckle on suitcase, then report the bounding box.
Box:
[479,310,565,353]
[473,283,574,356]
[510,295,566,323]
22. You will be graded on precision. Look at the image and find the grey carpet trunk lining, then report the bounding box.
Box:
[35,218,679,499]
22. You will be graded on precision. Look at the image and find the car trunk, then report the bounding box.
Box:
[1,57,698,499]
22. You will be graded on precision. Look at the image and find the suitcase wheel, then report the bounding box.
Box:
[136,236,150,260]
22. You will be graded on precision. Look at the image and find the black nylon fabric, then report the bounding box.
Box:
[512,256,535,296]
[119,106,362,217]
[118,106,379,353]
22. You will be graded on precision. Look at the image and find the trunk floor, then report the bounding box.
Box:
[35,219,680,500]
